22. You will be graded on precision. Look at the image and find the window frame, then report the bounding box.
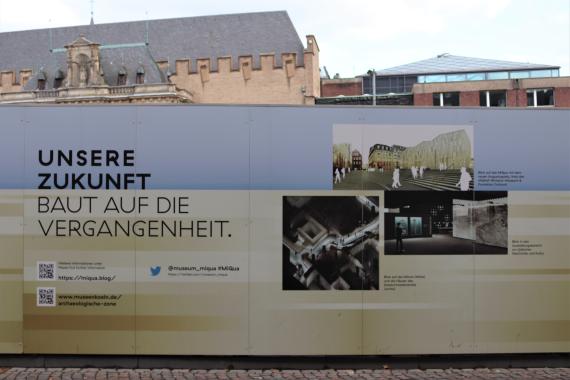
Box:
[479,90,507,107]
[433,92,460,107]
[526,88,555,107]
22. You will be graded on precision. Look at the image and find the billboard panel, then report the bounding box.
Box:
[0,105,568,355]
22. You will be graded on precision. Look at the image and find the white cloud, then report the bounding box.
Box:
[0,0,566,76]
[0,0,82,31]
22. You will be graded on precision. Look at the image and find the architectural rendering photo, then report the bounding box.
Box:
[282,196,380,290]
[384,191,508,255]
[333,124,474,191]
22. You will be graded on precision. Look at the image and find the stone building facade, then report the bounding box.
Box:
[0,11,320,105]
[351,150,362,170]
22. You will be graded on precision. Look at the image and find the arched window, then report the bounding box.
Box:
[54,70,65,89]
[117,68,127,86]
[136,66,145,84]
[37,71,47,90]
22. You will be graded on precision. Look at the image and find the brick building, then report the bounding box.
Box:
[351,150,362,170]
[318,54,570,108]
[320,78,361,97]
[0,11,320,105]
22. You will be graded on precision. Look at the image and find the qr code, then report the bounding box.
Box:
[37,261,56,281]
[36,287,56,307]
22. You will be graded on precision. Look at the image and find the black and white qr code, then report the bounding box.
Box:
[37,261,56,280]
[36,287,56,307]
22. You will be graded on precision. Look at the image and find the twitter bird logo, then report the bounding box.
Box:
[150,266,161,277]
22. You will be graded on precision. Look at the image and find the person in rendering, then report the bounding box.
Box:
[396,223,404,253]
[391,167,401,189]
[456,166,472,191]
[341,167,346,179]
[334,168,341,184]
[419,166,424,178]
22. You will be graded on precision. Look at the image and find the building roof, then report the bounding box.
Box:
[22,45,165,90]
[0,11,305,85]
[371,54,559,76]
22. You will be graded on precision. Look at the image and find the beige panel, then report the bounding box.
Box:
[9,189,570,356]
[135,191,250,355]
[249,191,379,355]
[474,191,570,353]
[23,330,135,354]
[23,190,136,354]
[364,190,476,354]
[0,190,23,353]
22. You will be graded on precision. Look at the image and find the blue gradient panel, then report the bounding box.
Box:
[250,107,332,189]
[136,106,251,190]
[1,105,568,190]
[0,108,24,189]
[23,107,138,190]
[473,111,570,190]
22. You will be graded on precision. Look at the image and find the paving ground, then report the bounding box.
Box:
[332,170,469,191]
[384,234,508,255]
[1,368,570,380]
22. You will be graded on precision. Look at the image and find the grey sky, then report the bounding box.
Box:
[334,124,474,165]
[0,0,568,77]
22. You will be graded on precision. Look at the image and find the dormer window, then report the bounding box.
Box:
[117,68,127,86]
[37,71,47,90]
[54,70,65,89]
[136,66,145,84]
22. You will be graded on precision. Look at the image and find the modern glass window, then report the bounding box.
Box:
[466,72,485,81]
[363,75,418,95]
[480,90,507,107]
[552,69,560,77]
[535,88,555,106]
[418,75,425,83]
[530,69,553,78]
[510,71,530,79]
[433,92,460,107]
[446,74,466,82]
[432,93,440,106]
[487,71,509,80]
[527,88,554,107]
[410,217,423,236]
[425,74,446,83]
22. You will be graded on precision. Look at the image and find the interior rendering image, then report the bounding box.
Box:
[384,191,508,255]
[282,196,380,290]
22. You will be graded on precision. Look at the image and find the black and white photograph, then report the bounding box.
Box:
[384,191,508,255]
[282,196,380,290]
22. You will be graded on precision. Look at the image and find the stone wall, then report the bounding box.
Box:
[170,36,320,105]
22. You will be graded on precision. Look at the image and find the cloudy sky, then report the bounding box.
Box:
[0,0,568,76]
